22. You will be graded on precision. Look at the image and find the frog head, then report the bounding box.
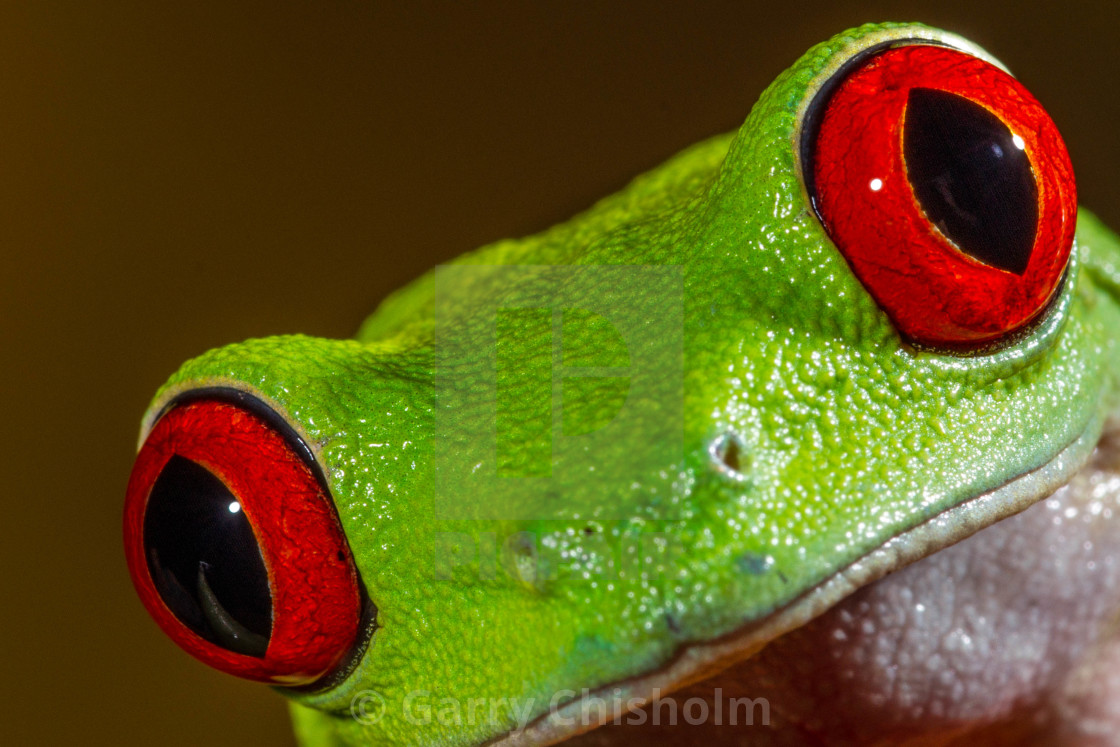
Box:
[123,22,1120,745]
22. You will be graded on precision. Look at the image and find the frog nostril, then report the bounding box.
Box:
[710,432,749,481]
[720,439,742,472]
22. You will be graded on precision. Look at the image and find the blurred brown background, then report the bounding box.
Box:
[2,2,1117,745]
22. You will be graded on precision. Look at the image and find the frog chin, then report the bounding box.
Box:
[492,415,1120,746]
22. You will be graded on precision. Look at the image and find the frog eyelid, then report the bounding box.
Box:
[792,24,1003,178]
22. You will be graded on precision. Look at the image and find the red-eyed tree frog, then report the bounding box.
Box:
[124,22,1120,745]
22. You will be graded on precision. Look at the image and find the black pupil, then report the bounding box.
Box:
[903,87,1038,275]
[144,455,272,657]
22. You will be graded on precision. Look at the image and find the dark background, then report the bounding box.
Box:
[3,2,1117,745]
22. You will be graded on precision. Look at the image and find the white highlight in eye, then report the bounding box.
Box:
[228,501,241,514]
[869,178,884,192]
[1012,133,1026,150]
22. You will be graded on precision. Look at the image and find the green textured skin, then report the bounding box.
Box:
[144,22,1120,747]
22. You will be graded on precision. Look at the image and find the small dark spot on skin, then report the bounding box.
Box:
[582,526,596,536]
[665,613,682,634]
[737,552,770,575]
[777,571,789,584]
[336,551,345,562]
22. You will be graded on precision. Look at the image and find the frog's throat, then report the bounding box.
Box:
[487,414,1106,747]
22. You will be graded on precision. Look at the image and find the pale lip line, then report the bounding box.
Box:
[486,412,1107,747]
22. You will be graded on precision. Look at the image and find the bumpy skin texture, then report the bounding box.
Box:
[142,22,1120,747]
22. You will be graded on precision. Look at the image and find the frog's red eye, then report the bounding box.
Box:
[805,44,1076,345]
[123,394,363,685]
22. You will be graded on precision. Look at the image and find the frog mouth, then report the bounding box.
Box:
[490,415,1111,746]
